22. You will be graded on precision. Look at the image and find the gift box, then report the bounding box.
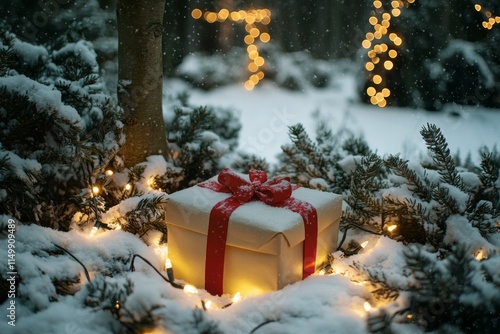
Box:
[164,168,342,296]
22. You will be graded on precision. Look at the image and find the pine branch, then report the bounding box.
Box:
[420,123,465,191]
[384,155,433,201]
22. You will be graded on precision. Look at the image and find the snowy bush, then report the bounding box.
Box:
[176,49,247,90]
[0,31,123,229]
[278,120,499,333]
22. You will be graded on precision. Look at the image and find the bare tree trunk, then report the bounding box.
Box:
[117,0,169,167]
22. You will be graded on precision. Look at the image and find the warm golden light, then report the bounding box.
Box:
[374,1,382,9]
[232,292,242,303]
[475,249,485,261]
[230,11,240,21]
[394,37,402,46]
[254,56,265,67]
[92,186,100,195]
[125,183,132,191]
[387,224,397,232]
[362,40,372,49]
[204,300,213,309]
[365,62,375,71]
[360,241,369,248]
[192,8,271,89]
[206,12,217,23]
[247,44,257,53]
[392,8,401,17]
[367,86,376,96]
[248,62,259,72]
[388,49,398,58]
[382,88,391,97]
[191,8,202,19]
[89,226,98,237]
[105,170,114,176]
[244,80,255,90]
[218,9,229,21]
[250,27,260,37]
[384,60,394,70]
[165,258,172,269]
[373,75,382,84]
[183,284,198,294]
[475,4,482,11]
[378,99,387,107]
[364,301,372,312]
[256,71,265,79]
[369,16,378,25]
[260,32,270,43]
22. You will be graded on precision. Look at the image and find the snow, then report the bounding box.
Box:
[165,69,500,165]
[0,75,82,125]
[11,39,48,66]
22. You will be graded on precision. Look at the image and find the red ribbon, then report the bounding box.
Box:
[198,168,318,296]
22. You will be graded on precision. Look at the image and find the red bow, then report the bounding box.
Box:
[198,168,317,296]
[217,168,293,205]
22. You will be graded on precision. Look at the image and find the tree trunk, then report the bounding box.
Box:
[117,0,169,167]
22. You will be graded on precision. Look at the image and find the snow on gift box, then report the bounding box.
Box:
[164,168,342,296]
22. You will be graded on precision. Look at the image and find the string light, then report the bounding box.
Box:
[475,249,485,261]
[387,225,397,232]
[92,186,100,195]
[475,3,500,30]
[360,241,369,249]
[363,0,416,108]
[232,292,241,303]
[89,226,99,237]
[364,301,372,312]
[125,183,132,191]
[192,7,271,90]
[183,284,198,294]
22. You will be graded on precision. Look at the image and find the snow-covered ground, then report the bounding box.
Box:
[165,70,500,165]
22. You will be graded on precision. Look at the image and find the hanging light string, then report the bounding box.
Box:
[474,3,500,29]
[362,0,416,108]
[191,7,271,90]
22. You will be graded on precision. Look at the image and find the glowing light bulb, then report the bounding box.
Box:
[191,8,202,19]
[364,302,372,312]
[259,32,270,43]
[105,170,114,176]
[184,284,198,294]
[165,258,173,269]
[232,292,241,303]
[115,224,122,230]
[244,80,255,91]
[125,183,132,191]
[360,241,369,248]
[475,250,485,261]
[474,4,482,12]
[92,186,100,195]
[373,75,382,85]
[367,86,376,96]
[204,300,212,309]
[90,226,98,237]
[387,225,397,232]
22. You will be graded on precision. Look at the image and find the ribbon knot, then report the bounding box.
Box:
[217,168,292,205]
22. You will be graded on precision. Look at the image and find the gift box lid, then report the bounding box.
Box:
[165,174,342,251]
